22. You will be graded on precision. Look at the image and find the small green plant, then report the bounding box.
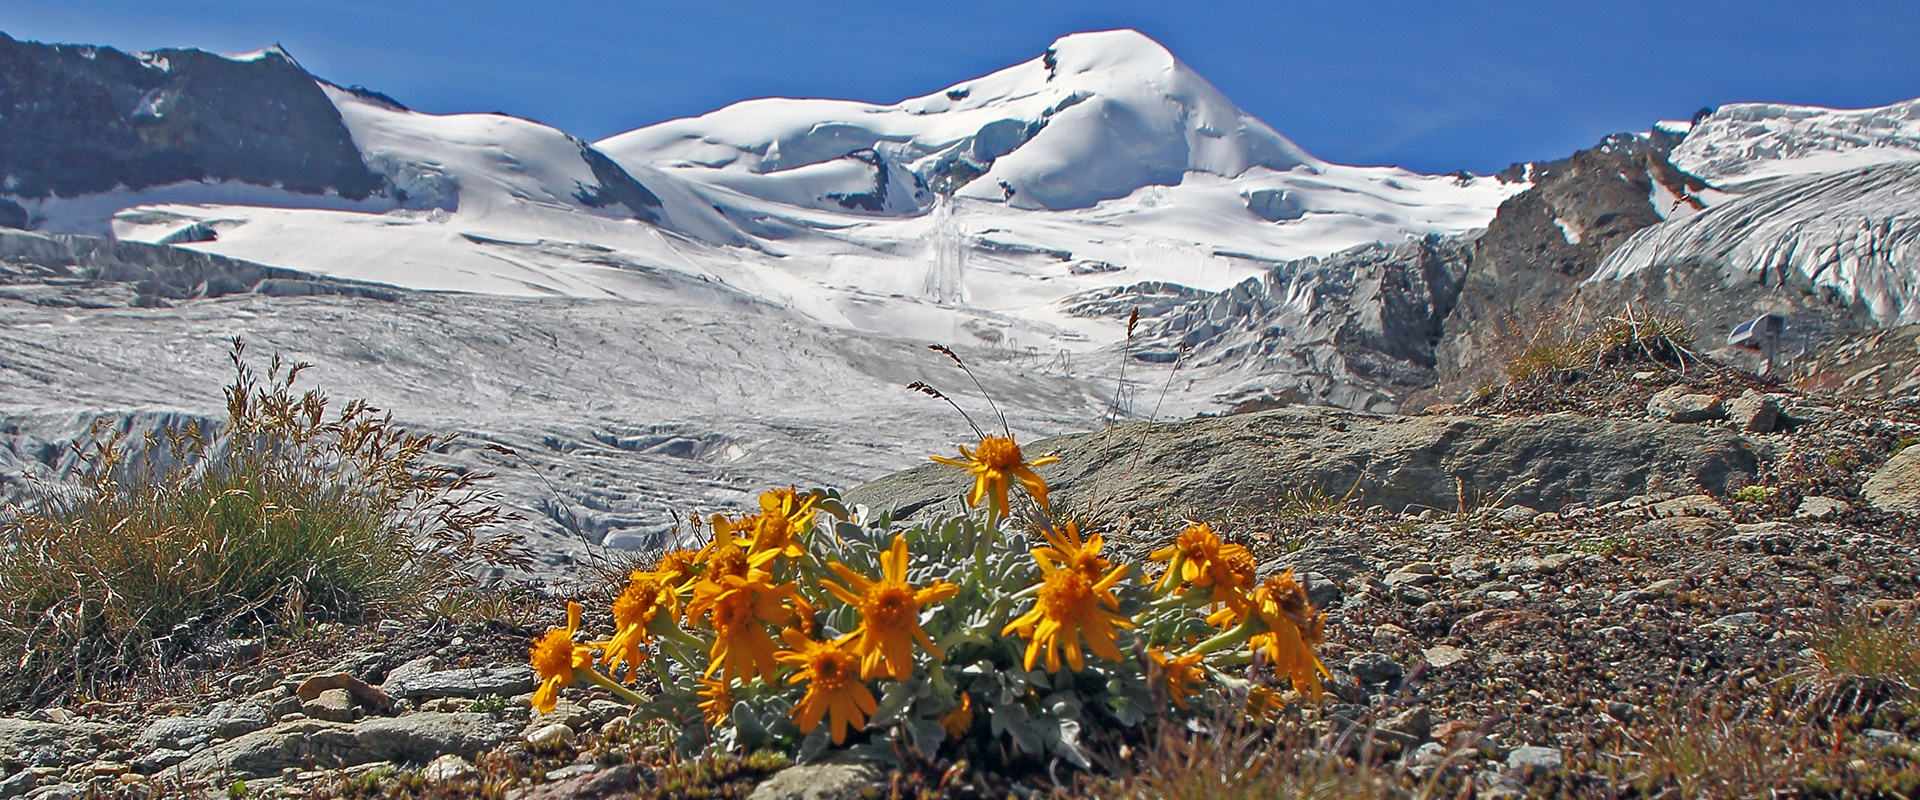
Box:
[1734,485,1779,503]
[228,779,248,800]
[1576,534,1630,557]
[470,694,511,715]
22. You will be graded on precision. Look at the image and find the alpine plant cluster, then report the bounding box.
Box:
[527,435,1328,767]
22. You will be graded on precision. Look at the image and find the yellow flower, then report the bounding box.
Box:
[1242,571,1328,701]
[698,533,779,585]
[930,436,1059,519]
[1149,522,1222,592]
[601,574,677,683]
[697,677,733,727]
[529,601,592,713]
[1246,683,1286,722]
[1033,522,1112,585]
[940,692,974,740]
[823,534,959,680]
[1149,648,1207,710]
[1002,554,1133,672]
[777,629,878,745]
[743,488,817,558]
[646,548,703,592]
[687,573,795,684]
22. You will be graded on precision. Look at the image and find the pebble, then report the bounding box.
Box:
[1507,745,1564,773]
[1796,496,1850,520]
[421,754,477,783]
[1347,652,1404,686]
[1423,645,1467,668]
[525,722,574,749]
[1708,612,1762,630]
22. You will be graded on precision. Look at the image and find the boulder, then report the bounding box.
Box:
[848,407,1759,523]
[1646,386,1726,423]
[135,701,273,750]
[1864,447,1920,514]
[1727,390,1781,433]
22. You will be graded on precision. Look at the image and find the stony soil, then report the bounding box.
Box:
[5,366,1920,800]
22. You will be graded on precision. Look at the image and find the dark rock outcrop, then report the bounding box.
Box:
[846,406,1760,524]
[0,34,381,205]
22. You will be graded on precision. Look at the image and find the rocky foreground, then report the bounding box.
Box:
[4,366,1920,799]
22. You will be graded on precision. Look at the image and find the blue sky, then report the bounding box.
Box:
[3,0,1916,175]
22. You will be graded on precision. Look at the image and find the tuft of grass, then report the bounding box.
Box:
[1733,485,1779,504]
[1618,705,1823,798]
[1086,717,1443,800]
[1799,612,1920,717]
[1504,308,1698,384]
[0,340,527,707]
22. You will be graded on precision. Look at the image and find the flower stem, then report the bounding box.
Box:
[572,666,648,706]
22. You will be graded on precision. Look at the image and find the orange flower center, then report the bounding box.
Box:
[975,437,1022,469]
[1039,568,1097,621]
[860,582,920,632]
[809,648,859,689]
[708,545,750,581]
[530,628,576,678]
[613,578,665,628]
[711,591,756,633]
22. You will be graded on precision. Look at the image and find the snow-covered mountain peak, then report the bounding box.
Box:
[598,28,1316,213]
[1673,97,1920,187]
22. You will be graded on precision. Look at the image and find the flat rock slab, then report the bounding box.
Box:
[848,407,1759,522]
[1864,446,1920,513]
[381,666,533,700]
[161,712,512,783]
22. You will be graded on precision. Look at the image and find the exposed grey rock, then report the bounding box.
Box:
[0,35,381,207]
[1492,505,1540,526]
[303,689,357,723]
[1347,652,1404,686]
[525,723,574,749]
[161,712,511,783]
[1864,447,1920,514]
[1507,745,1565,773]
[21,783,77,800]
[1727,390,1781,433]
[0,771,35,800]
[135,701,273,751]
[1708,612,1762,630]
[1382,705,1432,742]
[849,407,1759,524]
[1796,496,1850,520]
[1646,386,1726,423]
[1423,645,1467,668]
[382,666,533,701]
[0,718,123,767]
[1137,235,1473,413]
[1297,571,1343,610]
[748,763,882,800]
[131,748,191,775]
[421,754,476,783]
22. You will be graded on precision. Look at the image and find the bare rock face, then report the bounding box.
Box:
[1133,235,1473,414]
[0,34,381,210]
[1864,446,1920,514]
[846,406,1760,523]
